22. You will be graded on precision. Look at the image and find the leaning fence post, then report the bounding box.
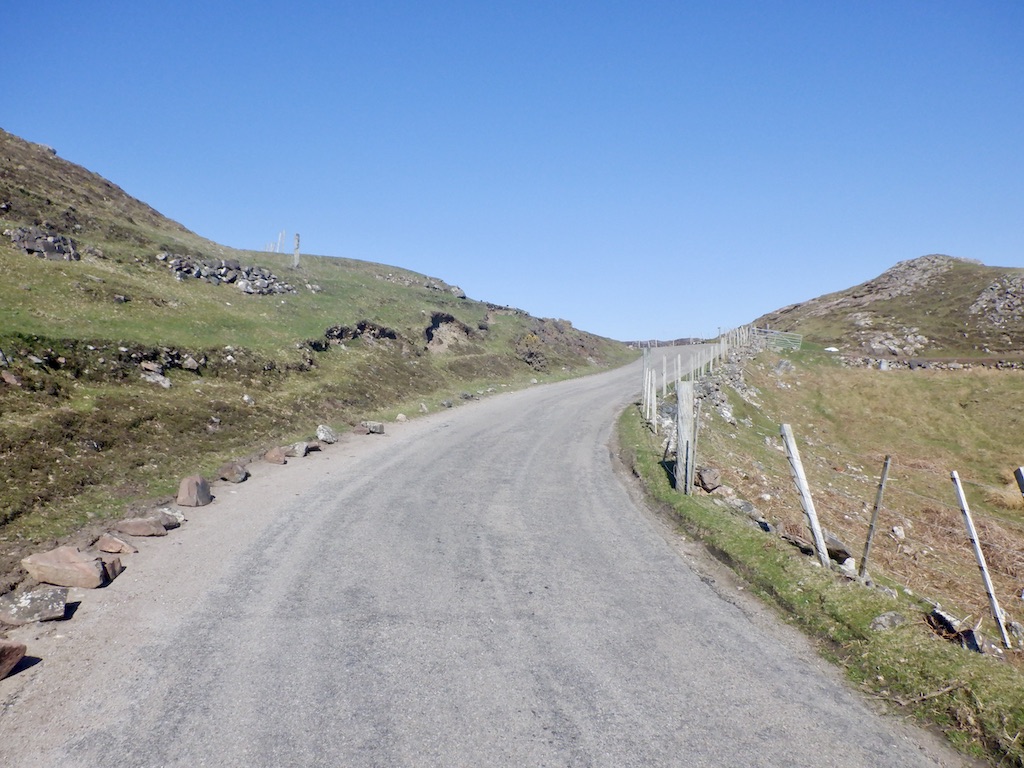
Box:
[951,471,1011,648]
[780,424,830,568]
[859,455,892,580]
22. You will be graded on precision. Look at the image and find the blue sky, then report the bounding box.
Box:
[4,1,1023,340]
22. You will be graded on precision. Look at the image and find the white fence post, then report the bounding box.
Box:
[780,423,830,568]
[951,471,1011,648]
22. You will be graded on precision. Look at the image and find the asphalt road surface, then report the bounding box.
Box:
[0,350,966,766]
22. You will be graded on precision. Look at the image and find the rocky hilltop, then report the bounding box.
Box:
[756,255,1024,358]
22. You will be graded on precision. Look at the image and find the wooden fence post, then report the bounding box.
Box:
[951,471,1011,648]
[676,381,695,494]
[859,455,891,580]
[780,424,830,568]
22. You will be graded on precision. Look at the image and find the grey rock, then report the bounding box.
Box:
[0,586,68,625]
[141,370,171,389]
[869,611,908,631]
[315,424,339,444]
[823,530,853,562]
[285,441,310,457]
[361,421,385,434]
[695,466,721,492]
[217,461,249,483]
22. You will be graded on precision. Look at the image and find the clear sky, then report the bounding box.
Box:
[4,1,1023,341]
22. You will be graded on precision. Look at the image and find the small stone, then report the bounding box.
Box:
[141,371,171,389]
[1,370,22,387]
[695,467,721,492]
[285,441,310,458]
[99,556,124,583]
[155,509,183,529]
[395,413,408,423]
[0,586,68,625]
[95,533,138,554]
[263,446,288,464]
[891,525,906,541]
[176,475,212,507]
[114,517,168,537]
[419,403,429,413]
[181,355,200,371]
[0,641,27,680]
[361,421,385,434]
[870,612,908,631]
[217,461,249,483]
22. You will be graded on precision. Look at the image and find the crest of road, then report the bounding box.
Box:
[0,349,964,766]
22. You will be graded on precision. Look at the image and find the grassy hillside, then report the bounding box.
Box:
[757,255,1024,358]
[0,127,635,580]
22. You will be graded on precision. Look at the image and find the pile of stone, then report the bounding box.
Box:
[156,253,297,295]
[375,271,466,299]
[4,226,80,261]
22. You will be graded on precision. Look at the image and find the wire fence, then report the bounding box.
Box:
[641,334,1024,646]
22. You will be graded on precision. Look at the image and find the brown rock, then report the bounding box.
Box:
[263,446,288,464]
[115,517,168,537]
[1,370,21,387]
[0,586,68,625]
[21,546,107,589]
[176,475,213,507]
[0,641,27,680]
[96,533,139,554]
[218,461,249,483]
[99,555,124,583]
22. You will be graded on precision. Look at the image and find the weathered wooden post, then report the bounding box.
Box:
[952,471,1011,648]
[859,455,891,580]
[780,423,830,568]
[676,381,695,494]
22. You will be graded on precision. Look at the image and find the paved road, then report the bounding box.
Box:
[0,350,962,766]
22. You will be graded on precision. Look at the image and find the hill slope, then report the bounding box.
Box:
[0,127,634,566]
[756,254,1024,359]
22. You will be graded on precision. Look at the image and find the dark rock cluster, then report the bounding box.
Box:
[157,252,297,295]
[4,226,80,261]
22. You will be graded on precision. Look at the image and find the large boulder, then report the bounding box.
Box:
[176,475,212,507]
[21,546,108,589]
